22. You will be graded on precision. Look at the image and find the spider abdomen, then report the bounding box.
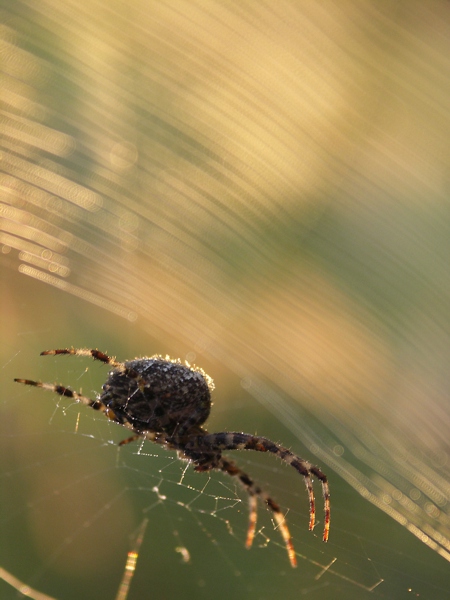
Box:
[100,356,214,435]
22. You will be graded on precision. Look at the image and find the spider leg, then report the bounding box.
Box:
[41,348,123,369]
[217,456,297,567]
[192,432,330,543]
[309,465,330,543]
[118,434,142,446]
[14,378,116,419]
[14,378,173,448]
[40,348,147,392]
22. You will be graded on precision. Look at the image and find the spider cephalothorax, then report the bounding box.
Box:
[15,348,330,568]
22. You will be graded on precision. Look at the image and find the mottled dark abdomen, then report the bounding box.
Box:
[99,356,213,435]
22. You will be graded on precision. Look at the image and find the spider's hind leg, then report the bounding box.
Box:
[198,432,330,543]
[218,456,297,568]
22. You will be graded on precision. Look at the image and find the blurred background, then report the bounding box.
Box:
[1,1,450,599]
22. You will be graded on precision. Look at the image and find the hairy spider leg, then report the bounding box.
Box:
[309,465,330,542]
[41,348,124,368]
[14,349,148,433]
[16,348,131,423]
[216,456,297,567]
[13,378,114,417]
[40,348,154,395]
[193,432,330,543]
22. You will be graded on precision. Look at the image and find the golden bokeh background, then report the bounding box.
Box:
[1,2,450,599]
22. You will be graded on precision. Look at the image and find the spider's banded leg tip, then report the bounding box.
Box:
[245,525,256,549]
[245,518,256,548]
[14,378,35,385]
[285,541,297,568]
[283,533,297,568]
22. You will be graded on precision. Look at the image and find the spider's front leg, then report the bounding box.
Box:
[14,378,118,422]
[40,348,121,367]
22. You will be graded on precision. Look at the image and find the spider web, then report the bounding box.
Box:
[1,349,448,600]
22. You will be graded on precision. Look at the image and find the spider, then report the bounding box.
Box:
[15,348,330,567]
